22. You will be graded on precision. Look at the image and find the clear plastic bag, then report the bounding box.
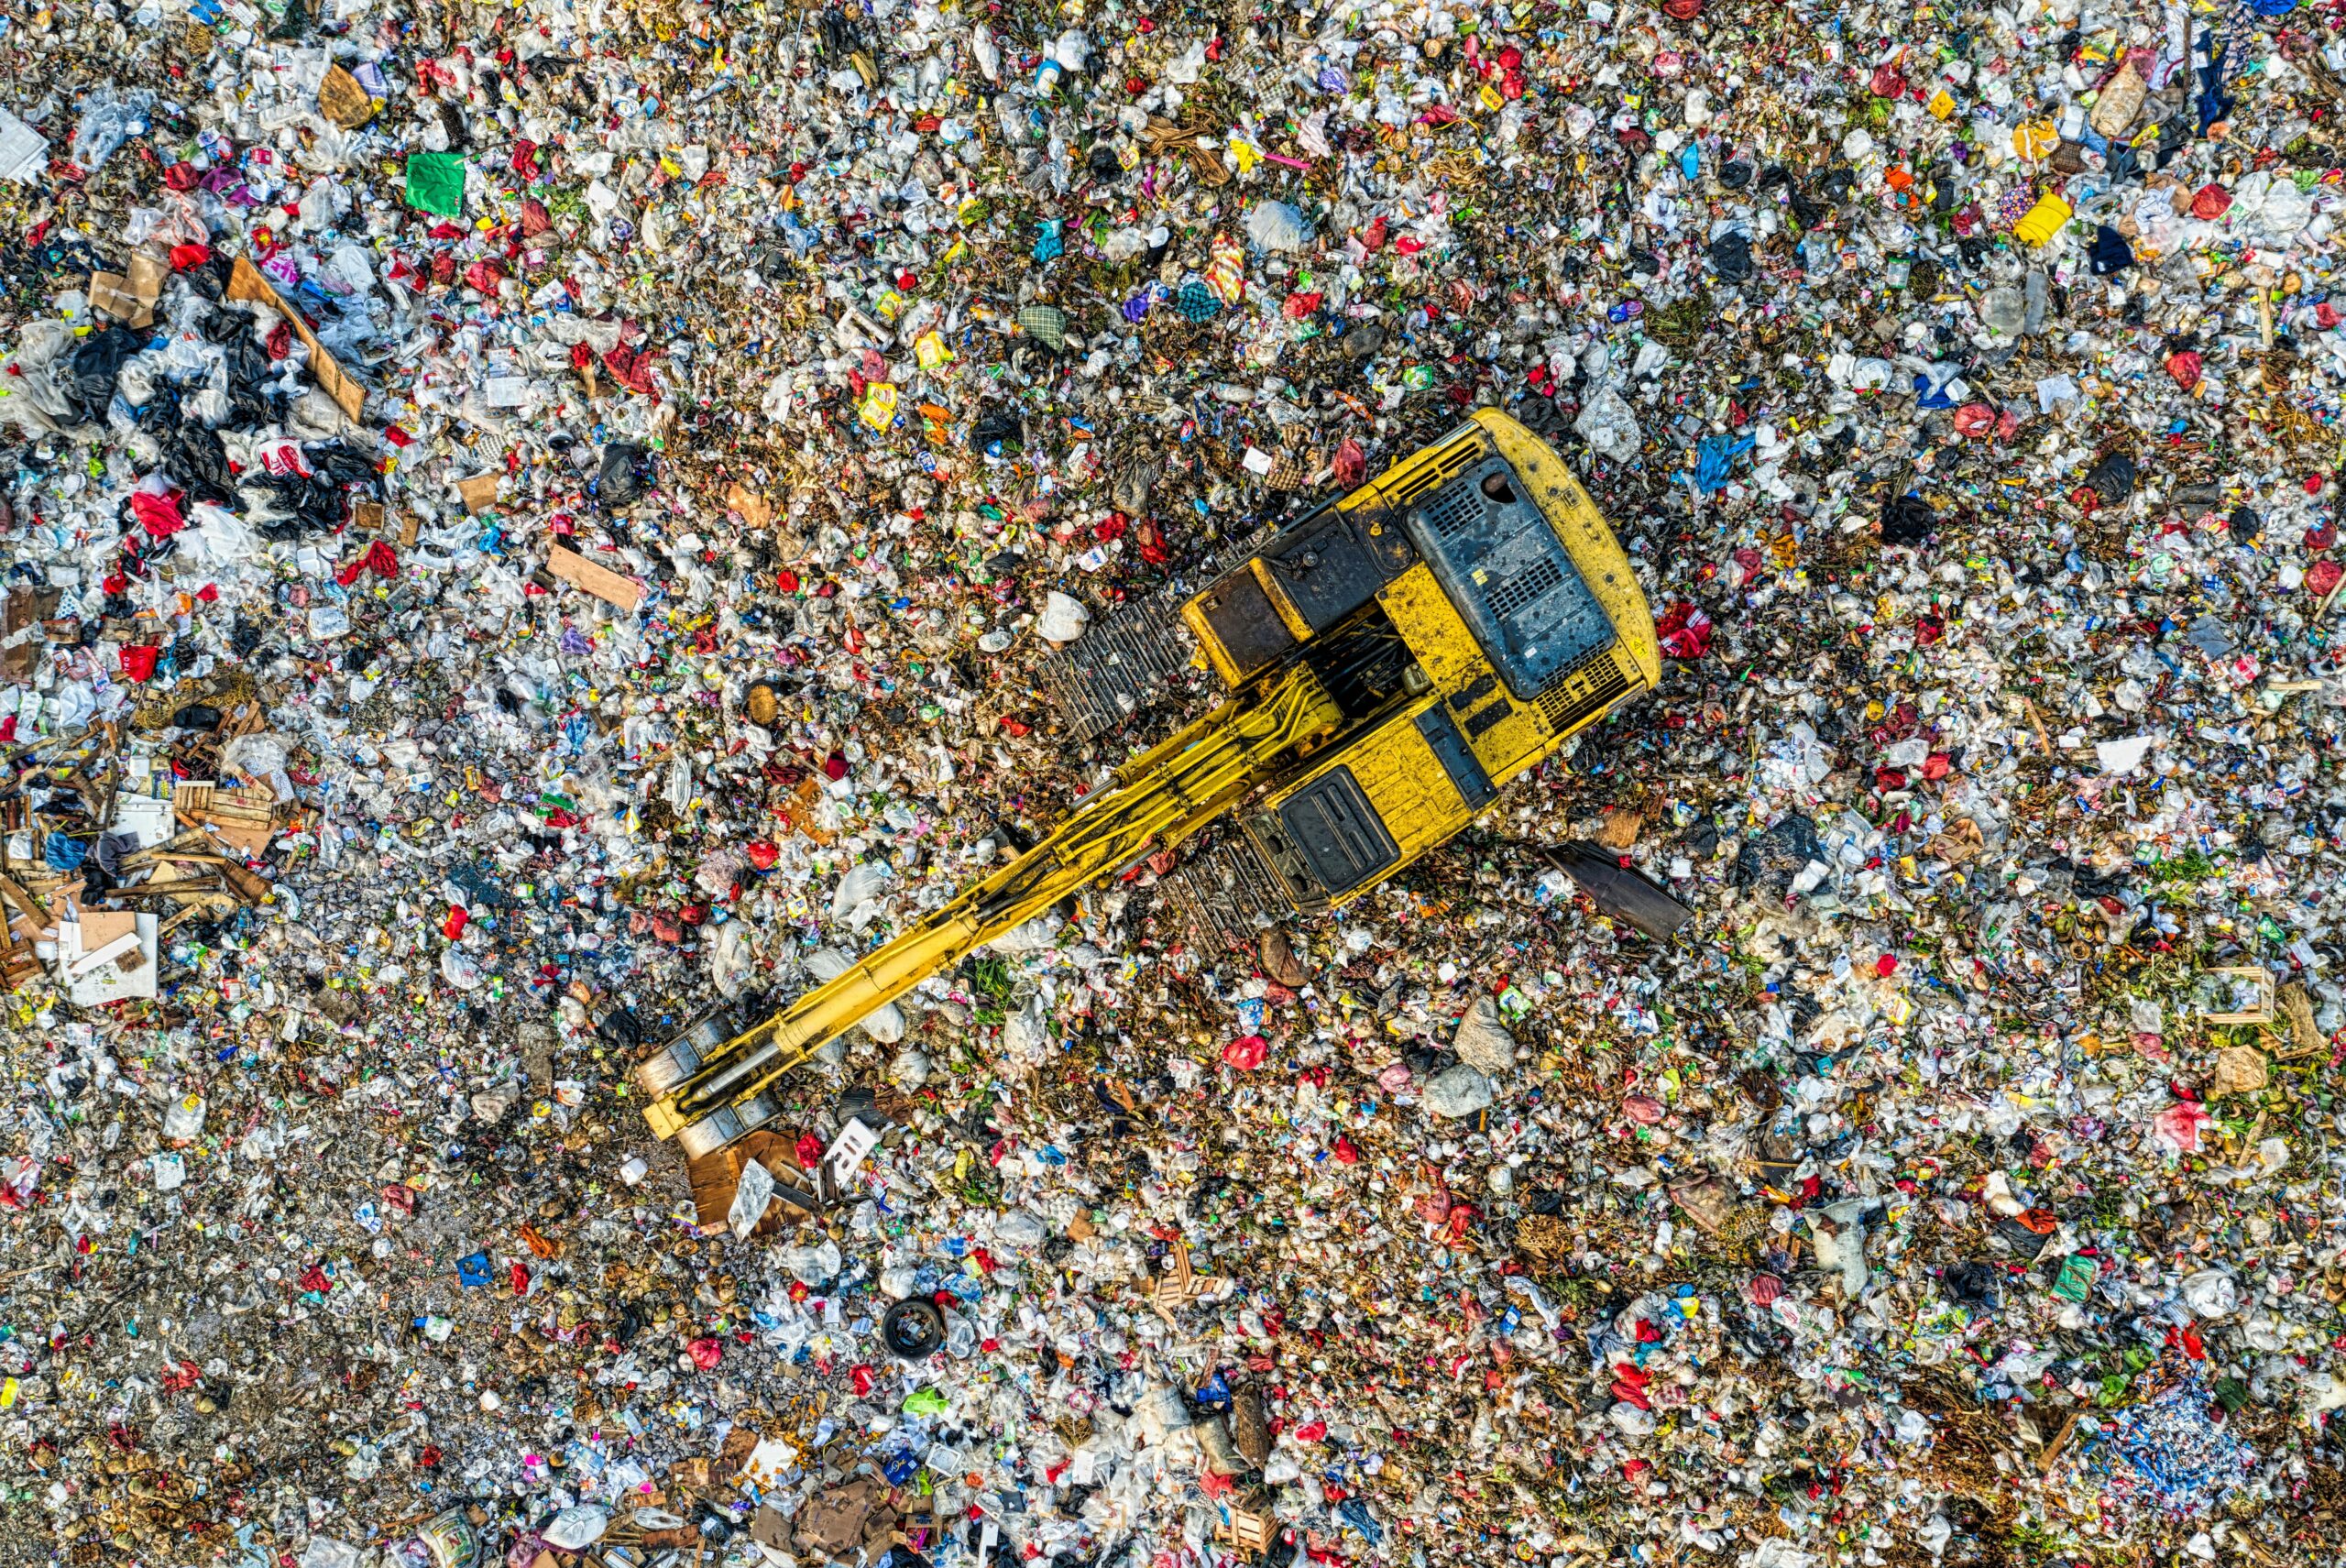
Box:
[67,87,155,173]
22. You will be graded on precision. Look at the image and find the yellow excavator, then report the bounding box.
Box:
[630,409,1664,1160]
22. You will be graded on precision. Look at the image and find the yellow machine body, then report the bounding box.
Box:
[1178,410,1659,918]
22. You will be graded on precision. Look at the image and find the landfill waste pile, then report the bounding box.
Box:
[7,0,2346,1563]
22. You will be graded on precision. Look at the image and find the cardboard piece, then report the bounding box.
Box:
[351,500,418,548]
[2209,1044,2269,1099]
[225,257,367,423]
[794,1475,884,1556]
[90,255,166,328]
[1146,1237,1224,1321]
[317,63,376,128]
[455,472,500,513]
[546,545,643,611]
[715,1423,761,1483]
[2,587,60,683]
[686,1130,819,1234]
[59,912,157,1004]
[749,1505,792,1549]
[726,483,773,529]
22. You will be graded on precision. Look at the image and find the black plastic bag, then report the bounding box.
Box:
[2081,451,2137,507]
[253,441,381,534]
[305,442,382,494]
[164,420,238,509]
[204,318,282,425]
[1941,1260,2001,1308]
[1880,494,1937,544]
[182,255,231,302]
[1709,231,1753,283]
[597,442,652,509]
[67,326,143,422]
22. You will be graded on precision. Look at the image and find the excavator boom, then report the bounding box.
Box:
[634,670,1345,1158]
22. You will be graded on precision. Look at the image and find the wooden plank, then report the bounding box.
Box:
[0,872,49,930]
[546,545,643,611]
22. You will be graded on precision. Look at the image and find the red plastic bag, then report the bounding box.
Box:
[130,489,186,538]
[1655,601,1713,659]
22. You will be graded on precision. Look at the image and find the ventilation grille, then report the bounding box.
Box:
[1485,558,1564,621]
[1383,436,1483,508]
[1420,482,1485,541]
[1533,646,1631,736]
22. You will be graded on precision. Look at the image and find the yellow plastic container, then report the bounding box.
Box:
[2012,192,2073,245]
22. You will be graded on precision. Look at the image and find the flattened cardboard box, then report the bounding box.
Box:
[90,254,167,328]
[317,63,375,128]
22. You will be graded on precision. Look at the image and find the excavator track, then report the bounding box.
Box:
[1037,525,1272,742]
[1036,590,1198,742]
[1154,827,1290,952]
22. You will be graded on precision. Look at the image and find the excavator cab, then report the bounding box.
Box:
[629,409,1659,1166]
[1157,409,1659,938]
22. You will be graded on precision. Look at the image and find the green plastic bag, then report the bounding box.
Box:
[901,1387,950,1416]
[405,153,466,216]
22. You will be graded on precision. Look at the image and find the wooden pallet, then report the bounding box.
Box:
[172,781,277,854]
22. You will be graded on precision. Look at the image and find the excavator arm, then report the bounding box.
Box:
[630,667,1345,1159]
